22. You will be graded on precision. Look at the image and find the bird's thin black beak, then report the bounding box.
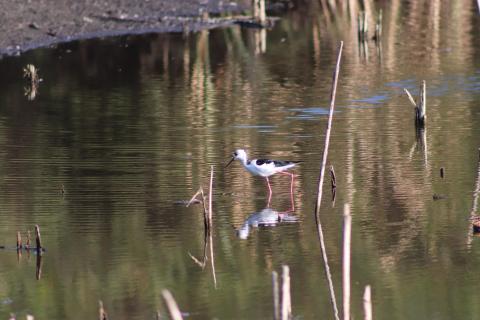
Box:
[225,157,235,168]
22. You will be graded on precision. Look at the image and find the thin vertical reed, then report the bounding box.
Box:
[330,165,337,189]
[161,290,184,320]
[343,204,351,320]
[208,166,213,227]
[208,166,217,288]
[98,300,108,320]
[273,271,280,320]
[281,265,291,320]
[314,41,343,320]
[363,285,372,320]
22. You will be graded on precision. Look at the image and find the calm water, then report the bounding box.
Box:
[0,2,480,319]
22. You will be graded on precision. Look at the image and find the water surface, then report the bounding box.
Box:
[0,2,479,319]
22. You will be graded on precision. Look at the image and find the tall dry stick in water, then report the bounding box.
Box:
[281,265,291,320]
[161,290,184,320]
[272,271,280,320]
[208,165,217,288]
[343,204,351,320]
[314,41,343,320]
[363,285,372,320]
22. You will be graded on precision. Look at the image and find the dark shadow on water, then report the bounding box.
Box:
[236,207,299,240]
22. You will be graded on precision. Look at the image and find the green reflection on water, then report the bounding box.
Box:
[0,2,479,319]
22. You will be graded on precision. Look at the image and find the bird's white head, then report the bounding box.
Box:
[226,149,248,167]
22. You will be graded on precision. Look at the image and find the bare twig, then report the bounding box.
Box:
[404,81,427,126]
[314,41,343,320]
[161,290,184,320]
[403,88,417,107]
[343,204,351,320]
[188,251,206,268]
[330,165,337,189]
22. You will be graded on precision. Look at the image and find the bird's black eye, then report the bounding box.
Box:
[233,152,238,157]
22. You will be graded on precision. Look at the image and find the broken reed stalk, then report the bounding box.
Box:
[34,225,42,254]
[314,41,343,320]
[272,271,280,320]
[281,265,291,320]
[363,285,372,320]
[208,166,213,229]
[330,165,337,189]
[342,204,351,320]
[208,165,217,288]
[98,300,108,320]
[404,81,427,127]
[161,290,184,320]
[209,221,217,288]
[187,187,209,232]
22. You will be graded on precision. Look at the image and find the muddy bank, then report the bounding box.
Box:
[0,0,256,57]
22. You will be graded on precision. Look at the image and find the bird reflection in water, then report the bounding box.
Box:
[236,208,299,239]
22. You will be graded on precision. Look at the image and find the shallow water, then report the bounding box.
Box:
[0,2,479,319]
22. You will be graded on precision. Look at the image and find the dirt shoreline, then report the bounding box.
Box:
[0,0,253,57]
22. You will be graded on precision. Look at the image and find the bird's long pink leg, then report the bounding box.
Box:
[266,177,272,207]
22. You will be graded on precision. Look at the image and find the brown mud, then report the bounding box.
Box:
[0,0,257,57]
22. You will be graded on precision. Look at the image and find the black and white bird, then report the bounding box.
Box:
[225,149,299,204]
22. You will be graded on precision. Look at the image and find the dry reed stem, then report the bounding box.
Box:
[404,88,417,107]
[161,290,184,320]
[187,251,206,268]
[272,271,280,320]
[281,265,291,320]
[98,300,108,320]
[404,81,427,125]
[363,285,372,320]
[343,204,351,320]
[208,166,213,227]
[34,225,42,253]
[314,41,343,320]
[208,166,217,288]
[330,165,337,189]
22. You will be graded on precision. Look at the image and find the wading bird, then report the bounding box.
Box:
[225,149,299,207]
